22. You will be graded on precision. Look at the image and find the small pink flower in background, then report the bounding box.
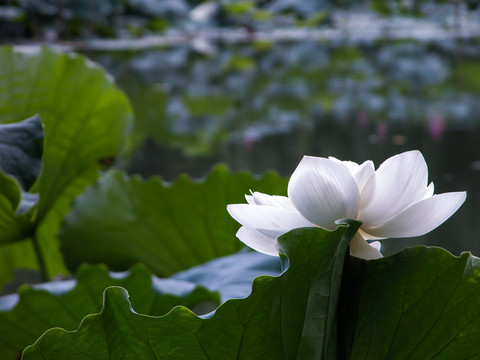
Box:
[428,112,445,141]
[376,121,388,142]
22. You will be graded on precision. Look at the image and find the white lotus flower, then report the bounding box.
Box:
[227,150,466,260]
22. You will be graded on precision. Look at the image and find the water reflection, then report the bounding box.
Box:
[87,39,480,257]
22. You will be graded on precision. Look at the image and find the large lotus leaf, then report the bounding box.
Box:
[0,263,219,360]
[23,224,357,359]
[0,114,43,190]
[0,45,132,220]
[0,45,132,287]
[60,165,288,276]
[347,246,480,359]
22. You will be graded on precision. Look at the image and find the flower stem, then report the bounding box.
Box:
[32,234,48,282]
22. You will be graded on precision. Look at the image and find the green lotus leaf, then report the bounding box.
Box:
[0,45,132,287]
[0,263,218,360]
[60,165,288,276]
[0,45,132,220]
[24,224,357,359]
[347,246,480,359]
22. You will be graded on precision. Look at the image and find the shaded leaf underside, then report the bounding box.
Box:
[0,114,43,190]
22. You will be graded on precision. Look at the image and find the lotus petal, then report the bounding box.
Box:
[235,226,278,256]
[246,191,295,210]
[227,204,314,238]
[359,151,429,227]
[364,192,466,238]
[288,156,359,230]
[351,160,375,192]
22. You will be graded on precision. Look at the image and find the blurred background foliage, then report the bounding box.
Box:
[0,0,478,39]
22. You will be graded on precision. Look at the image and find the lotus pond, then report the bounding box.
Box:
[2,2,480,358]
